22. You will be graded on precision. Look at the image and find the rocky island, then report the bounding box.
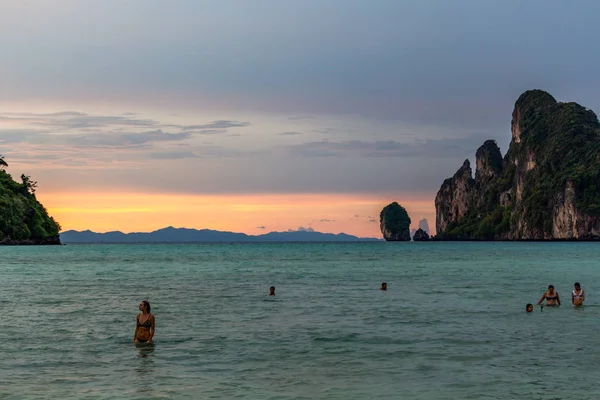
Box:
[380,202,411,241]
[412,228,430,241]
[435,89,600,240]
[0,157,61,245]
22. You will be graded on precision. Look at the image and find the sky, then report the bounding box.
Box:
[1,0,599,238]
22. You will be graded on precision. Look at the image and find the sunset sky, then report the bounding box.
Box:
[1,0,599,238]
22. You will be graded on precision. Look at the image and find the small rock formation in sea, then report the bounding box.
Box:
[380,202,411,241]
[412,228,430,241]
[435,89,600,240]
[0,156,61,245]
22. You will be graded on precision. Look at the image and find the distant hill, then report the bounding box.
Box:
[59,226,382,243]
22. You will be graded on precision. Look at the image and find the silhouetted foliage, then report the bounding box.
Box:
[0,160,60,242]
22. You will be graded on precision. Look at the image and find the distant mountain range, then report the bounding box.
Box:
[59,227,383,243]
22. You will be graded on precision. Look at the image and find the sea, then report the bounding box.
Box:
[1,242,599,399]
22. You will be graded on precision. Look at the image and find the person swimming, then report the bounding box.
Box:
[537,285,560,307]
[572,282,585,306]
[526,303,534,312]
[380,282,387,291]
[269,286,275,296]
[134,300,155,343]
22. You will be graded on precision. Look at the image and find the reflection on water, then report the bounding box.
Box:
[135,342,156,396]
[136,342,156,359]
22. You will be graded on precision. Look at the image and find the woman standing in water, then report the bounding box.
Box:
[537,285,561,307]
[572,282,585,306]
[134,300,155,343]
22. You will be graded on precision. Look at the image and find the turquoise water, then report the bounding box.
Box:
[1,242,600,399]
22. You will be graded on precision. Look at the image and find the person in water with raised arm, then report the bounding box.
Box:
[572,282,585,306]
[537,285,560,307]
[134,300,155,343]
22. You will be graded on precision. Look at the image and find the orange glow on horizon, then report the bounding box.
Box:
[37,192,436,238]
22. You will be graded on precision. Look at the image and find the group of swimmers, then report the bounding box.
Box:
[134,281,581,343]
[525,282,585,312]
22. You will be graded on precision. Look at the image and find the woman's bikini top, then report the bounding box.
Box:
[573,289,584,298]
[546,293,558,300]
[137,315,152,328]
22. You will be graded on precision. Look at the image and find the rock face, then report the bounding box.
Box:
[434,159,475,234]
[380,202,411,241]
[412,228,430,241]
[435,89,600,240]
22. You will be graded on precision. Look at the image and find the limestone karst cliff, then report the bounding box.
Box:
[380,202,411,241]
[412,228,430,241]
[435,90,600,240]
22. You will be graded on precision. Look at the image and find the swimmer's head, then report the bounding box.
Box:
[381,282,387,290]
[269,286,275,295]
[574,282,581,289]
[548,285,554,292]
[139,300,151,313]
[526,303,533,312]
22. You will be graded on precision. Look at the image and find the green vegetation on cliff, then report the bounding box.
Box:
[518,92,600,216]
[0,157,61,243]
[380,202,411,241]
[436,89,600,240]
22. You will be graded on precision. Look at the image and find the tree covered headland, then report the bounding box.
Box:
[0,156,61,244]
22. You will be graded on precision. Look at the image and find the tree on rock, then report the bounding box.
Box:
[380,202,411,241]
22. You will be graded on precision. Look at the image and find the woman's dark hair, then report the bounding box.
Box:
[526,303,533,310]
[548,285,554,289]
[574,282,581,287]
[142,300,151,313]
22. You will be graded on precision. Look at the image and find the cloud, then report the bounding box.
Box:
[0,112,255,157]
[147,150,198,160]
[287,226,315,232]
[369,219,377,223]
[288,137,479,158]
[0,112,160,130]
[0,113,250,140]
[181,120,250,130]
[190,129,229,135]
[0,129,45,144]
[4,152,60,161]
[288,116,316,121]
[67,129,191,149]
[277,131,303,136]
[319,218,335,222]
[313,128,341,135]
[146,145,245,159]
[257,225,266,229]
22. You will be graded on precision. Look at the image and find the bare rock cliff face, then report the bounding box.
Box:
[435,89,600,240]
[435,160,475,234]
